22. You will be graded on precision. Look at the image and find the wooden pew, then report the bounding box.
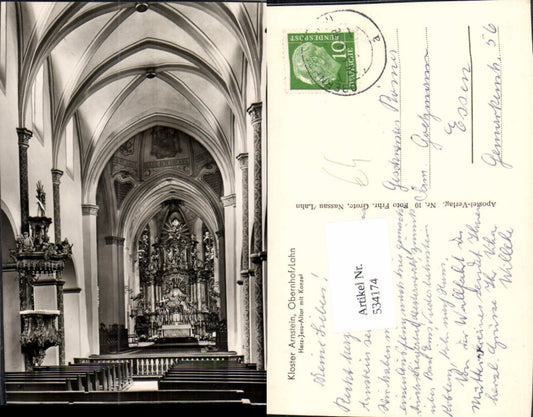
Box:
[6,372,85,391]
[6,388,248,404]
[164,375,266,379]
[159,362,266,403]
[34,366,102,391]
[35,365,110,391]
[30,368,98,391]
[70,361,130,390]
[165,367,265,372]
[164,367,266,381]
[5,381,72,392]
[73,358,133,382]
[161,370,266,382]
[165,369,266,376]
[164,375,266,382]
[7,398,253,407]
[158,380,266,403]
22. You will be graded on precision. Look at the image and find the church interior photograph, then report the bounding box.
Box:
[0,1,267,410]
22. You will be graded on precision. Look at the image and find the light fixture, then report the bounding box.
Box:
[135,2,148,13]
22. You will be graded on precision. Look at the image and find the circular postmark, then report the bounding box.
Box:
[288,9,386,96]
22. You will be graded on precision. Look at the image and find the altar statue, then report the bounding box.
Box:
[36,181,46,217]
[16,232,34,252]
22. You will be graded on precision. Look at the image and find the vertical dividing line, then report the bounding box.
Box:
[497,26,503,162]
[468,26,474,163]
[0,222,4,406]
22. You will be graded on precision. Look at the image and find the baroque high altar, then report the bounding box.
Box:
[134,201,220,342]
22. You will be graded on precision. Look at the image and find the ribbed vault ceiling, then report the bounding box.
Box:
[17,1,263,199]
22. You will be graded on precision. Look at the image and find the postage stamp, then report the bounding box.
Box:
[288,32,357,92]
[286,10,386,96]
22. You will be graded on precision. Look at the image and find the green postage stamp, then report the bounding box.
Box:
[287,32,357,92]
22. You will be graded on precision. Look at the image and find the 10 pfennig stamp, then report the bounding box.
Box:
[288,32,357,92]
[287,10,386,96]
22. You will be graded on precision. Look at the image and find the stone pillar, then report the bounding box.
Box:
[248,102,265,370]
[220,194,236,351]
[103,236,126,327]
[51,169,64,243]
[237,153,251,363]
[149,283,156,337]
[81,204,99,354]
[17,128,32,234]
[55,279,65,365]
[215,230,227,351]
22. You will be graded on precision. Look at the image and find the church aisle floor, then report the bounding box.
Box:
[124,380,159,391]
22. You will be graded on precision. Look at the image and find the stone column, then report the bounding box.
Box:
[17,128,32,234]
[237,153,251,363]
[103,236,126,327]
[51,169,64,243]
[215,230,227,351]
[248,102,265,370]
[56,278,65,365]
[81,204,99,354]
[149,282,155,314]
[220,193,236,351]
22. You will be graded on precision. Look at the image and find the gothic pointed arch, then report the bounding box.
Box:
[83,113,235,206]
